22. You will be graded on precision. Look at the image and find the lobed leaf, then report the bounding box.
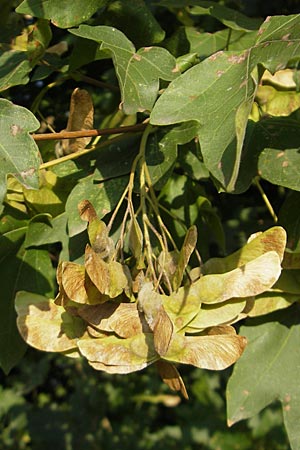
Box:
[69,25,178,114]
[151,15,300,192]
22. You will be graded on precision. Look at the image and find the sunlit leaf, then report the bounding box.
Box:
[203,226,286,274]
[187,298,247,332]
[78,332,159,369]
[247,292,299,317]
[78,199,114,258]
[15,292,86,352]
[0,99,40,210]
[191,251,282,304]
[172,225,197,291]
[78,302,149,338]
[85,245,131,298]
[164,329,247,370]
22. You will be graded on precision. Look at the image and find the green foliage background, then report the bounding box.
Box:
[1,0,300,448]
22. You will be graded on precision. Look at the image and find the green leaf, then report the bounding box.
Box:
[279,191,300,249]
[259,147,300,192]
[101,0,165,48]
[0,99,40,211]
[146,122,199,189]
[69,25,178,114]
[189,2,262,32]
[227,306,300,450]
[24,213,69,260]
[0,225,54,373]
[0,51,31,92]
[16,0,108,28]
[65,175,128,237]
[151,15,300,192]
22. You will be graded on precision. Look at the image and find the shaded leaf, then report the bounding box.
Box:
[103,0,165,48]
[16,0,108,28]
[156,360,189,399]
[69,25,178,114]
[227,306,300,450]
[0,99,40,210]
[0,51,31,92]
[189,2,262,31]
[65,175,128,237]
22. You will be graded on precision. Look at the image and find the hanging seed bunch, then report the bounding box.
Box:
[15,127,287,397]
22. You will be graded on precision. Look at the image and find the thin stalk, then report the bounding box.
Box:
[254,177,278,223]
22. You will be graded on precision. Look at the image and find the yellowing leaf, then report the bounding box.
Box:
[164,332,247,370]
[163,286,201,331]
[78,332,159,368]
[138,283,174,355]
[156,360,189,399]
[88,360,150,374]
[203,226,286,275]
[58,88,94,155]
[78,200,114,258]
[172,225,197,291]
[247,292,299,317]
[191,251,282,304]
[15,291,86,352]
[186,298,247,332]
[78,302,149,338]
[85,245,131,298]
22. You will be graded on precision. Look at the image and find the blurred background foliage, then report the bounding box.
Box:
[2,0,300,448]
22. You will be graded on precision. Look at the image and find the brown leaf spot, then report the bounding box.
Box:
[209,50,224,61]
[172,65,180,73]
[11,124,22,136]
[133,53,142,61]
[240,79,247,88]
[276,152,285,158]
[228,51,249,64]
[282,161,289,168]
[282,34,291,41]
[143,47,153,52]
[262,42,270,48]
[243,389,249,396]
[217,70,224,77]
[20,167,35,179]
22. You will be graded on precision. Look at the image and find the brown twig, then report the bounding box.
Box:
[32,122,147,141]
